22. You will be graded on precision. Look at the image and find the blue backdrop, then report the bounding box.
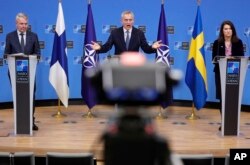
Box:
[0,0,250,105]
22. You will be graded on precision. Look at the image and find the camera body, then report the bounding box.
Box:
[102,109,171,165]
[89,60,178,106]
[87,55,181,165]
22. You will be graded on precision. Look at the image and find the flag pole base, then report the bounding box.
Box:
[82,109,96,118]
[185,105,200,120]
[52,109,67,118]
[52,99,67,118]
[185,112,200,120]
[155,107,167,119]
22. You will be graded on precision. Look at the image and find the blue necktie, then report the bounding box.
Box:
[20,33,25,53]
[125,30,130,50]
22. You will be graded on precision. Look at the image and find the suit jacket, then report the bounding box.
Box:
[212,39,244,99]
[4,30,40,102]
[98,27,156,55]
[212,39,244,73]
[4,30,40,56]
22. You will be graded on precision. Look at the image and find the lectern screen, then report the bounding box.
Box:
[16,59,29,83]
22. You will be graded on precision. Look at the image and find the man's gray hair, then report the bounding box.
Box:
[121,11,134,19]
[16,12,28,21]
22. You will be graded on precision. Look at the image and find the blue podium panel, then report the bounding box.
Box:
[15,58,31,134]
[224,60,240,135]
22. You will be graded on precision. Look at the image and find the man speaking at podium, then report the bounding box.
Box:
[4,12,40,131]
[91,10,162,55]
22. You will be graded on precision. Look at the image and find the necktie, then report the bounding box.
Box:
[125,30,130,50]
[20,33,25,53]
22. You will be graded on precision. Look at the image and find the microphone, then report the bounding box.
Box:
[244,31,250,56]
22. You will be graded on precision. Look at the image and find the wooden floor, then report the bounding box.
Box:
[1,105,250,160]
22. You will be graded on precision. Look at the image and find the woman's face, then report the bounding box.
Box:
[223,24,233,38]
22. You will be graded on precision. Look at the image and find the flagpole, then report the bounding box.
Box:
[51,0,67,118]
[155,0,172,119]
[82,108,96,118]
[185,103,200,120]
[52,99,67,118]
[155,107,167,119]
[82,0,97,118]
[185,0,202,120]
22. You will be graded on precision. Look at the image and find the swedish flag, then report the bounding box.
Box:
[185,6,207,110]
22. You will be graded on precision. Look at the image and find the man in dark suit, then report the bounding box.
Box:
[4,12,40,131]
[91,10,162,55]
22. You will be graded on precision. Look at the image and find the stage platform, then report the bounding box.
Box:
[1,105,250,162]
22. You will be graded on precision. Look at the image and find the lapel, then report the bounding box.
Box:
[118,27,126,49]
[231,42,236,55]
[14,31,23,52]
[119,27,135,50]
[25,31,31,52]
[15,31,31,53]
[129,27,136,49]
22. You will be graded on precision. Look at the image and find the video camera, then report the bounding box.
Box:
[87,54,181,106]
[87,53,181,165]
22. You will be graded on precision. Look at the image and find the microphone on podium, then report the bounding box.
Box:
[244,31,250,56]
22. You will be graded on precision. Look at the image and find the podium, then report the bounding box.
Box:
[7,53,38,135]
[213,56,250,136]
[104,55,120,64]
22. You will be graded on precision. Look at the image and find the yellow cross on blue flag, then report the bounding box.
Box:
[185,6,207,110]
